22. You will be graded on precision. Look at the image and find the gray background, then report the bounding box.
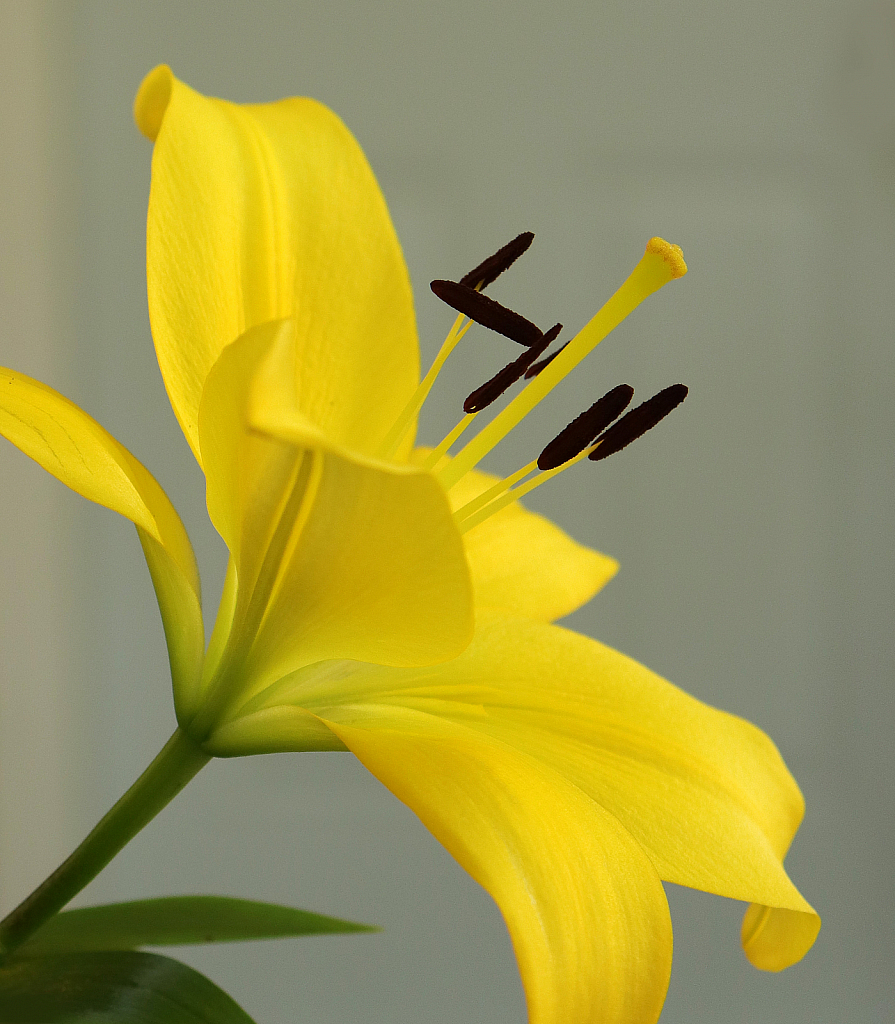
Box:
[1,1,892,1021]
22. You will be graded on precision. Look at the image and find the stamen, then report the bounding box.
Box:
[457,444,596,534]
[525,341,569,378]
[452,459,538,524]
[430,280,543,347]
[456,383,688,535]
[459,232,535,289]
[589,384,688,461]
[378,311,472,458]
[436,237,687,492]
[537,384,634,471]
[463,325,561,414]
[422,412,478,469]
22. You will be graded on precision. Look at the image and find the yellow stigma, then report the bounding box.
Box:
[436,237,687,491]
[645,237,687,280]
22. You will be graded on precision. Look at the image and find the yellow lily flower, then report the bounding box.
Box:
[0,65,818,1024]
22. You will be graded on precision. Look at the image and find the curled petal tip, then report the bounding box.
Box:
[645,237,687,279]
[134,64,174,141]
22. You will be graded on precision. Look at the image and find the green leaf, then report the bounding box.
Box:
[17,895,379,955]
[0,949,255,1023]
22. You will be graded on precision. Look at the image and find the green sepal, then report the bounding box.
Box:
[0,949,255,1023]
[15,895,378,954]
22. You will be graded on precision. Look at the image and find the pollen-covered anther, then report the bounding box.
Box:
[589,384,688,461]
[537,384,635,471]
[430,280,543,347]
[525,341,569,379]
[464,324,562,414]
[459,232,535,290]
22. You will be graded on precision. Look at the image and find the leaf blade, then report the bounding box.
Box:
[0,949,256,1023]
[17,895,378,954]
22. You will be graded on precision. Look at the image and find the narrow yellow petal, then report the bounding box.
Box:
[0,368,204,713]
[136,65,418,462]
[432,455,619,620]
[321,704,673,1024]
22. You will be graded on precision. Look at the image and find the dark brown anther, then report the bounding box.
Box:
[463,326,561,414]
[537,384,635,471]
[430,279,543,346]
[459,232,535,290]
[524,341,569,378]
[588,384,688,462]
[536,322,563,348]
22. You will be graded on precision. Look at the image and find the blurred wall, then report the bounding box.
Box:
[0,2,893,1022]
[0,1,80,905]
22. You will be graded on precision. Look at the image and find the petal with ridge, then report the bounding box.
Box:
[259,612,818,969]
[320,703,673,1024]
[136,65,418,462]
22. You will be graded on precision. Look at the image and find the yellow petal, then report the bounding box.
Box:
[136,65,418,463]
[440,458,618,620]
[256,613,818,970]
[740,903,821,972]
[198,320,302,595]
[438,616,821,968]
[196,322,473,702]
[205,704,348,756]
[0,368,204,714]
[240,446,474,688]
[320,704,673,1024]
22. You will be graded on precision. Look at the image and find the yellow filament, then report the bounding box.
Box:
[379,313,471,458]
[457,443,598,535]
[453,459,537,524]
[422,412,478,470]
[436,238,686,491]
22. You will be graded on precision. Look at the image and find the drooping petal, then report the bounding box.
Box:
[0,368,204,715]
[196,323,474,699]
[440,459,618,620]
[740,903,821,972]
[319,703,673,1024]
[421,615,821,968]
[246,612,818,969]
[135,65,418,463]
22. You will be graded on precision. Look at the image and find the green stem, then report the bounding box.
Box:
[0,728,210,957]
